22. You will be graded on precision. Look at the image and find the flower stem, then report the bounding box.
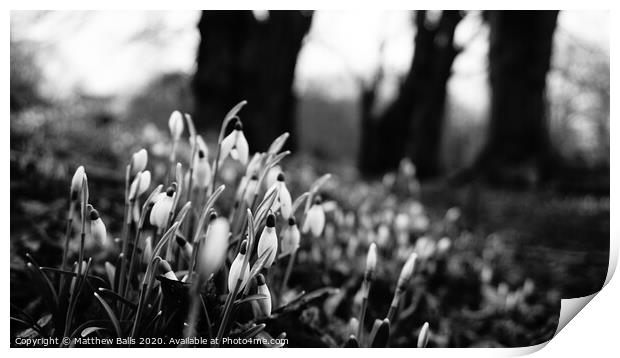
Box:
[280,250,296,301]
[59,197,74,291]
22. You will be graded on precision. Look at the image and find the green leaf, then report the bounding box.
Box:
[81,326,105,337]
[25,261,58,315]
[233,294,268,307]
[93,292,122,338]
[236,323,266,339]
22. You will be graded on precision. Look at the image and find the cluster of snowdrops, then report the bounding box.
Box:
[12,102,434,348]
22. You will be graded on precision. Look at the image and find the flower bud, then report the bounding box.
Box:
[256,273,272,317]
[366,242,377,274]
[228,240,250,292]
[398,252,417,288]
[445,207,461,223]
[417,322,430,348]
[149,186,174,228]
[168,110,184,140]
[128,170,151,200]
[280,217,300,256]
[131,148,148,173]
[302,198,325,237]
[257,214,278,268]
[437,237,451,254]
[198,218,230,277]
[70,166,86,199]
[158,260,177,281]
[89,208,108,247]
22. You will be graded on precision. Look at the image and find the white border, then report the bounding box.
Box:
[4,2,615,357]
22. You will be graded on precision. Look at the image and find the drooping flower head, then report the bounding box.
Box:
[158,260,178,281]
[243,174,259,206]
[257,213,278,268]
[193,149,212,189]
[280,217,301,256]
[149,186,175,229]
[256,273,272,317]
[199,217,230,277]
[302,196,326,237]
[220,119,249,166]
[89,207,107,247]
[128,170,151,201]
[228,240,251,292]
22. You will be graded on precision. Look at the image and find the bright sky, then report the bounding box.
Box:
[10,10,609,106]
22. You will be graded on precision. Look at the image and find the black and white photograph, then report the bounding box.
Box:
[9,8,610,349]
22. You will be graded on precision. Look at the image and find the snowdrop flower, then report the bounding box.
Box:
[70,166,86,200]
[220,119,249,165]
[158,260,178,281]
[366,242,377,274]
[149,186,175,229]
[228,240,250,292]
[437,237,451,254]
[89,207,107,246]
[398,252,417,287]
[175,236,193,260]
[243,175,259,206]
[267,132,289,155]
[199,217,230,277]
[257,213,278,268]
[131,148,148,174]
[302,197,325,237]
[280,217,300,256]
[246,153,263,177]
[264,173,292,219]
[417,322,430,348]
[168,110,184,140]
[445,207,461,223]
[128,170,151,201]
[193,149,212,189]
[256,273,272,317]
[264,165,282,190]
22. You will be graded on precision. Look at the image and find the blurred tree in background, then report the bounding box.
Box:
[474,10,559,186]
[359,10,464,178]
[192,10,313,151]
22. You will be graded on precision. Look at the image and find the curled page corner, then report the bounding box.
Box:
[504,236,617,356]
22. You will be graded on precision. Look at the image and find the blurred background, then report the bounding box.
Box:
[10,10,609,347]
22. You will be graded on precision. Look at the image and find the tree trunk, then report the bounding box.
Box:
[476,10,559,186]
[359,11,463,178]
[192,10,313,151]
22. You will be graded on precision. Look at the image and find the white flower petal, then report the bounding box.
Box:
[219,131,236,164]
[235,131,249,165]
[257,226,278,268]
